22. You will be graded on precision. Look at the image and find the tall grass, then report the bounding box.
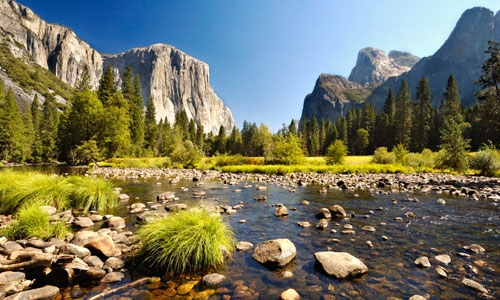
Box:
[1,205,70,240]
[97,157,171,168]
[66,176,118,212]
[0,170,118,215]
[135,207,236,273]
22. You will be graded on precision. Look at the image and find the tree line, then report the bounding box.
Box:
[0,41,499,167]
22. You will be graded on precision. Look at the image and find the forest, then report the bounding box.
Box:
[0,41,499,174]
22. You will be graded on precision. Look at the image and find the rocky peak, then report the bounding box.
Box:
[348,47,419,87]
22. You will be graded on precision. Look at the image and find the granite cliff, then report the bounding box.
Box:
[0,0,234,133]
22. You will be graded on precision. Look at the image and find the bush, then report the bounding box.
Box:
[372,147,396,164]
[471,149,500,176]
[266,134,305,165]
[325,140,347,165]
[392,144,408,165]
[406,149,436,168]
[1,205,70,240]
[135,207,236,273]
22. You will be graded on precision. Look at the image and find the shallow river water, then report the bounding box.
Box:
[58,174,500,300]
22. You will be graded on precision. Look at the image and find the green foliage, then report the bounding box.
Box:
[135,207,236,273]
[470,143,500,176]
[74,140,102,165]
[325,140,347,165]
[405,149,436,168]
[266,134,305,165]
[392,144,408,165]
[437,120,471,173]
[0,88,27,162]
[170,140,203,168]
[394,79,412,148]
[342,88,371,103]
[372,147,396,164]
[1,205,70,240]
[98,157,171,168]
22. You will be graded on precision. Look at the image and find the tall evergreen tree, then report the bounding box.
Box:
[411,76,432,152]
[393,79,412,149]
[39,94,59,162]
[30,95,43,163]
[307,116,320,156]
[440,74,463,125]
[144,96,158,154]
[99,92,131,158]
[76,65,92,92]
[226,127,243,155]
[0,87,26,162]
[97,66,116,105]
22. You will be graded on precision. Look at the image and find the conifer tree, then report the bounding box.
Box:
[30,95,43,162]
[76,65,92,92]
[0,86,26,162]
[393,79,412,149]
[144,96,158,154]
[411,76,432,152]
[440,74,463,125]
[39,94,59,162]
[97,66,117,105]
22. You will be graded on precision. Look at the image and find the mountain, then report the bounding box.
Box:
[301,47,416,122]
[367,7,500,110]
[0,0,234,133]
[348,47,419,86]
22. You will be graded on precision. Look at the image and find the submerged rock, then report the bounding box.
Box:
[252,239,296,268]
[462,278,488,294]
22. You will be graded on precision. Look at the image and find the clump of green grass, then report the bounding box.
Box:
[66,176,118,212]
[1,205,70,241]
[97,157,171,168]
[135,207,236,273]
[0,170,118,215]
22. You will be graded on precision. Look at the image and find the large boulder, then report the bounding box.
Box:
[329,205,347,218]
[4,285,59,300]
[252,239,296,268]
[85,235,116,258]
[314,251,368,279]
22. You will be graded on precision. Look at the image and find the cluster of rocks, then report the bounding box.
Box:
[0,207,137,299]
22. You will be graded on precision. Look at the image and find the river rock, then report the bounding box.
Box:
[39,206,57,216]
[254,195,267,201]
[409,296,426,300]
[1,242,23,255]
[61,243,91,259]
[414,256,431,268]
[435,254,451,265]
[0,271,25,285]
[362,226,376,232]
[315,208,331,219]
[297,221,313,228]
[5,285,58,300]
[275,205,289,217]
[314,251,368,279]
[71,230,100,246]
[435,266,447,278]
[165,203,188,211]
[316,218,329,230]
[84,255,104,268]
[462,278,488,294]
[72,217,94,228]
[280,288,300,300]
[84,267,107,280]
[85,235,115,258]
[236,241,254,252]
[203,273,226,287]
[329,205,347,218]
[463,244,485,253]
[107,216,126,230]
[252,239,296,268]
[105,257,125,269]
[157,191,175,201]
[101,271,124,283]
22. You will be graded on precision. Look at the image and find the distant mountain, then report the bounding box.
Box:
[348,47,419,87]
[0,0,234,133]
[301,47,416,122]
[367,7,500,110]
[301,6,500,123]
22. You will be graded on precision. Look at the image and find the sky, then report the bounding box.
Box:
[17,0,500,132]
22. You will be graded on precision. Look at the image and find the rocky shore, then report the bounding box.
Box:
[0,167,498,299]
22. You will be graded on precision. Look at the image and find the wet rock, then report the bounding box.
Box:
[314,252,368,279]
[462,278,488,294]
[362,226,376,232]
[177,281,198,295]
[101,271,124,283]
[236,241,254,252]
[105,257,125,270]
[329,205,347,218]
[72,217,94,228]
[89,214,104,222]
[435,266,447,278]
[435,254,451,265]
[297,221,313,228]
[316,219,329,230]
[71,230,100,246]
[280,288,300,300]
[4,285,59,300]
[107,216,126,230]
[119,193,130,201]
[414,256,431,268]
[300,200,310,205]
[165,203,188,211]
[315,208,331,219]
[254,195,267,201]
[436,198,446,205]
[252,239,296,268]
[463,244,485,253]
[84,267,107,280]
[275,205,289,217]
[409,296,426,300]
[85,235,115,258]
[203,273,226,287]
[157,191,175,201]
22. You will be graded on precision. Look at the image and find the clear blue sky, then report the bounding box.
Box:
[18,0,500,132]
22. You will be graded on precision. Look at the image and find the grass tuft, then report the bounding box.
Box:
[66,176,118,212]
[135,207,236,273]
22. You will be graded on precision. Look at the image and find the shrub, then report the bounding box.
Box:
[1,205,70,240]
[392,144,408,165]
[471,149,500,176]
[266,134,305,165]
[135,207,236,273]
[325,140,347,165]
[406,149,436,168]
[372,147,396,164]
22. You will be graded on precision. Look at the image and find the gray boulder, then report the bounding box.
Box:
[252,239,296,268]
[203,273,226,288]
[4,285,59,300]
[314,251,368,279]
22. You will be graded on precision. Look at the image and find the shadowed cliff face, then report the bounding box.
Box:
[0,0,234,133]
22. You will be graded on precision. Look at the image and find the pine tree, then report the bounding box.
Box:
[0,87,26,162]
[411,76,432,152]
[30,95,43,162]
[226,127,243,155]
[97,66,117,105]
[307,116,320,156]
[440,74,463,125]
[76,65,92,92]
[394,79,412,149]
[213,125,226,155]
[99,92,131,158]
[144,96,158,154]
[39,94,60,162]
